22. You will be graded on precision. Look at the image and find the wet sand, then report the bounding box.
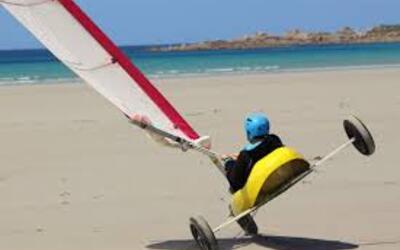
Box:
[0,68,399,250]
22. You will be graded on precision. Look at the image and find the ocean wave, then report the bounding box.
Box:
[1,63,400,86]
[150,65,281,78]
[0,75,80,86]
[205,68,236,73]
[277,63,400,73]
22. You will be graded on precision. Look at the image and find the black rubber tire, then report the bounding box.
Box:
[189,216,219,250]
[237,214,258,236]
[343,115,376,156]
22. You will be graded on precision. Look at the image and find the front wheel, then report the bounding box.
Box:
[343,115,376,156]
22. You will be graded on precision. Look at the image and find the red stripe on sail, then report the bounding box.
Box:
[58,0,199,140]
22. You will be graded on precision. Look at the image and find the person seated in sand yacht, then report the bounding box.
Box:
[223,113,283,192]
[129,112,282,193]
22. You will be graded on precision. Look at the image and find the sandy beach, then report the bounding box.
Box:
[0,68,399,250]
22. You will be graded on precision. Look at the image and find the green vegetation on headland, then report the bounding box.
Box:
[151,25,400,52]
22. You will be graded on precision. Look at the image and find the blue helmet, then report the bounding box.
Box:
[245,113,270,142]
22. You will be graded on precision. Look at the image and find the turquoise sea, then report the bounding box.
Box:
[1,42,400,86]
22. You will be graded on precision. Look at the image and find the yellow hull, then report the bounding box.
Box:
[231,147,309,216]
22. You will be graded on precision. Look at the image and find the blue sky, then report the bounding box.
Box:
[1,0,400,49]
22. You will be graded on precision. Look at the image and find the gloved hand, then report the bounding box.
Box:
[221,153,238,162]
[223,157,236,173]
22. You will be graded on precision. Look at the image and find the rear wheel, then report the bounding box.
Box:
[189,216,219,250]
[343,116,375,156]
[237,214,258,236]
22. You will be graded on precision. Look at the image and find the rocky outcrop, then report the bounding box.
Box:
[365,25,400,41]
[151,25,400,52]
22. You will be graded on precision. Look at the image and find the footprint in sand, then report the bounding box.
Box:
[383,181,398,186]
[59,191,71,205]
[339,99,351,110]
[59,191,71,197]
[186,108,222,117]
[186,111,206,117]
[60,200,70,205]
[212,108,221,114]
[92,194,105,200]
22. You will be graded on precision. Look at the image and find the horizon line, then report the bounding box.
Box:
[2,23,400,52]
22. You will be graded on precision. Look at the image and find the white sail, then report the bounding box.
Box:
[1,0,200,140]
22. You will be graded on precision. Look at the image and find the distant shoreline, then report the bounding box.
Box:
[1,64,400,88]
[151,25,400,52]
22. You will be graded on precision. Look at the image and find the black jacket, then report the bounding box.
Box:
[225,134,283,192]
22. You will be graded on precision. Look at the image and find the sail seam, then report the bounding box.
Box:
[0,0,53,7]
[65,59,115,72]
